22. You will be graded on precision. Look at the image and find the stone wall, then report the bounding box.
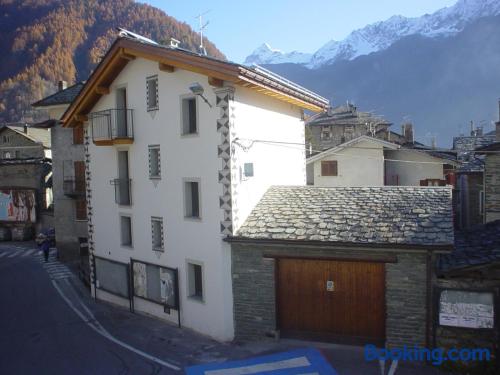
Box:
[231,242,430,347]
[485,154,500,223]
[51,124,87,262]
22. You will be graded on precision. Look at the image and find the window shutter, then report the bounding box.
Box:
[75,198,87,220]
[321,160,338,176]
[73,127,84,144]
[74,161,86,193]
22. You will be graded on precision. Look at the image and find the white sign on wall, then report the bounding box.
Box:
[439,290,494,329]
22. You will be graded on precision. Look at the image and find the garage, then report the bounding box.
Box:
[276,258,385,345]
[228,186,454,347]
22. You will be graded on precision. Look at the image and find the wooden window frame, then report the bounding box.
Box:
[321,160,338,176]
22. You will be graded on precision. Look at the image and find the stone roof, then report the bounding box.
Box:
[438,220,500,274]
[32,82,84,107]
[453,133,496,155]
[235,186,453,247]
[307,104,391,127]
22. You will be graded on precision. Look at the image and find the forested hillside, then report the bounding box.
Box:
[0,0,225,122]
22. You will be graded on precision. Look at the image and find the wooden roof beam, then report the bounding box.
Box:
[75,114,88,122]
[159,62,175,72]
[95,86,110,95]
[208,77,223,88]
[119,49,136,61]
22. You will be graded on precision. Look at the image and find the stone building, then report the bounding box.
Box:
[0,124,52,239]
[305,103,413,152]
[453,123,497,229]
[228,186,453,348]
[476,121,500,224]
[32,81,86,262]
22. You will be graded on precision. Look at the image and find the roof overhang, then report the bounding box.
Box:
[62,38,329,128]
[225,236,453,252]
[306,135,400,164]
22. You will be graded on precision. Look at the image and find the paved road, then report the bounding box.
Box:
[0,242,448,375]
[0,243,179,375]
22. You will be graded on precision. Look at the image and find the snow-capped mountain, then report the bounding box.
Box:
[244,0,500,68]
[244,43,312,65]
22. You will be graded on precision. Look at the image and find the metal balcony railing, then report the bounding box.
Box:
[90,109,134,144]
[63,178,86,197]
[112,178,132,206]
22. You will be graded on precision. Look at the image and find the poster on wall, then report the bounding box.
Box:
[0,189,36,223]
[132,259,179,309]
[133,262,147,298]
[439,290,494,329]
[160,268,177,308]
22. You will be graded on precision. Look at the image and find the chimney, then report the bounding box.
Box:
[58,80,67,91]
[401,123,414,143]
[470,120,475,136]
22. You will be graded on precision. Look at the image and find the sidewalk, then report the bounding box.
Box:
[65,274,447,375]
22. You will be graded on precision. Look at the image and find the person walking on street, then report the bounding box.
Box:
[36,233,50,262]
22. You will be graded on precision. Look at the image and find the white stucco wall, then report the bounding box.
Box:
[310,139,385,187]
[232,87,305,230]
[385,150,445,186]
[86,57,306,341]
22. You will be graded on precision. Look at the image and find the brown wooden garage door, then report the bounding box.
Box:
[277,258,385,345]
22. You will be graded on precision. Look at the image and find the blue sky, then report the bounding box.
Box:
[141,0,458,62]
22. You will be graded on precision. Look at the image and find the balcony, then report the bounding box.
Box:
[90,109,134,146]
[63,178,86,197]
[112,178,132,206]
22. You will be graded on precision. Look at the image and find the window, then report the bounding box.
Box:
[14,150,20,159]
[321,126,331,140]
[479,190,485,215]
[184,180,200,218]
[181,97,197,135]
[2,136,10,144]
[148,145,161,179]
[151,217,164,251]
[3,151,12,159]
[187,262,203,300]
[146,75,159,111]
[321,160,338,176]
[120,215,132,247]
[75,198,87,221]
[244,163,254,177]
[73,127,84,145]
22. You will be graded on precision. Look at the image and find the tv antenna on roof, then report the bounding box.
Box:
[195,10,211,55]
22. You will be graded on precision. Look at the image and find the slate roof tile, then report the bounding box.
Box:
[236,186,453,246]
[438,220,500,273]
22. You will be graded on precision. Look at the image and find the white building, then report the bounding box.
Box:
[60,35,328,340]
[307,136,458,187]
